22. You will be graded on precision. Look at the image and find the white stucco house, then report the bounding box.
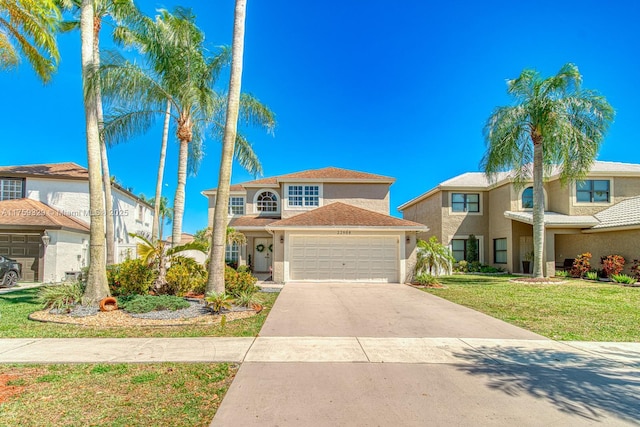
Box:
[203,167,427,283]
[0,163,154,283]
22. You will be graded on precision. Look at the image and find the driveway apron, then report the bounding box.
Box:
[211,282,639,426]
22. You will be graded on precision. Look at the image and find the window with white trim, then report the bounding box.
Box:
[494,238,507,264]
[225,242,239,262]
[451,238,480,262]
[0,178,24,201]
[228,197,245,215]
[256,191,278,212]
[288,185,319,207]
[451,193,479,213]
[576,180,610,203]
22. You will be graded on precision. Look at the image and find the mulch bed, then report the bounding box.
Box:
[509,277,567,285]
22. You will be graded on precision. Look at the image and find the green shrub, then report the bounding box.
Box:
[116,258,156,296]
[166,256,207,296]
[631,259,640,280]
[415,273,439,285]
[585,271,598,280]
[37,283,83,311]
[570,252,591,278]
[467,261,482,272]
[224,266,259,297]
[455,260,468,273]
[237,265,251,273]
[234,290,263,308]
[601,255,625,278]
[611,274,637,285]
[119,295,190,313]
[106,264,121,295]
[555,270,569,278]
[205,291,234,313]
[480,265,504,273]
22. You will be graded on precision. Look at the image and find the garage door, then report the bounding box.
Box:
[0,233,41,282]
[289,235,398,282]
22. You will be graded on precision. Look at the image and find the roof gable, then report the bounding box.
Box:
[0,199,90,232]
[0,162,88,179]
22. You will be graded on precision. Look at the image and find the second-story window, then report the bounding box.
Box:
[0,178,24,201]
[288,185,319,207]
[576,180,610,203]
[522,187,534,209]
[451,193,479,213]
[256,191,278,212]
[228,197,245,215]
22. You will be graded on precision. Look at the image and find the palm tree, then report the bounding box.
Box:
[148,196,172,240]
[415,237,455,276]
[80,0,109,304]
[0,0,61,82]
[482,63,614,277]
[96,6,274,247]
[207,0,248,294]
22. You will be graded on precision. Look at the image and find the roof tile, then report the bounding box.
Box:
[0,199,90,232]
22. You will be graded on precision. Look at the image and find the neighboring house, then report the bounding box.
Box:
[399,161,640,276]
[203,167,427,283]
[0,163,154,283]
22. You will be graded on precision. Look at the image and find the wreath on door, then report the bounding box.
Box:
[268,244,273,252]
[256,244,265,252]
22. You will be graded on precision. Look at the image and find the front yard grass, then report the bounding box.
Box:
[0,288,277,338]
[425,275,640,342]
[0,363,235,426]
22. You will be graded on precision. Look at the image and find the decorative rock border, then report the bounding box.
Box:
[509,278,567,285]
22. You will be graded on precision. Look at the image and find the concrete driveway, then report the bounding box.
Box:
[211,282,640,426]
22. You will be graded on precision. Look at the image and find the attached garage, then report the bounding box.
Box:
[0,233,42,282]
[289,235,398,282]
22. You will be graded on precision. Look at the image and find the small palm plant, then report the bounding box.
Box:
[416,237,455,277]
[205,291,234,313]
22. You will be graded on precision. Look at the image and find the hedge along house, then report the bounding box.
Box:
[399,161,640,276]
[203,167,427,283]
[0,163,154,282]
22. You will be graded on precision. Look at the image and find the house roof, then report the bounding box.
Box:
[267,202,428,230]
[504,211,600,229]
[229,216,281,229]
[0,198,90,233]
[589,196,640,231]
[398,161,640,211]
[0,162,88,180]
[203,167,394,194]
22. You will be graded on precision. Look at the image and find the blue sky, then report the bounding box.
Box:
[2,0,639,236]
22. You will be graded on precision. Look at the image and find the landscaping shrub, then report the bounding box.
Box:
[585,271,598,280]
[467,261,482,273]
[114,258,156,296]
[224,266,259,298]
[237,265,251,273]
[455,260,468,273]
[555,270,569,278]
[611,274,637,285]
[570,253,592,278]
[631,260,640,280]
[37,283,83,311]
[601,255,625,278]
[234,290,263,308]
[165,256,207,296]
[205,291,234,313]
[415,273,439,285]
[479,265,504,273]
[106,264,121,295]
[466,235,479,263]
[119,295,190,313]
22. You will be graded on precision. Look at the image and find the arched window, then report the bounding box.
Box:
[256,191,278,212]
[522,187,534,209]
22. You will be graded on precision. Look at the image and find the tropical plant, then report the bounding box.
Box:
[192,227,246,253]
[570,252,592,279]
[0,0,61,82]
[205,291,234,313]
[415,273,439,286]
[455,260,468,273]
[234,290,262,308]
[415,237,455,277]
[554,270,569,278]
[38,283,83,311]
[148,196,173,241]
[483,63,614,278]
[585,271,598,281]
[223,266,258,298]
[611,274,637,285]
[112,258,156,296]
[631,259,640,280]
[466,234,478,263]
[165,255,207,296]
[119,294,190,313]
[601,255,625,278]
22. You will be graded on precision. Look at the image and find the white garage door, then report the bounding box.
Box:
[289,235,398,282]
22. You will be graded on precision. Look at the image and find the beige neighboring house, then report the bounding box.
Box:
[0,163,154,283]
[203,167,427,283]
[399,161,640,276]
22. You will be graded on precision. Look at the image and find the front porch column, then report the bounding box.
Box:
[545,229,556,277]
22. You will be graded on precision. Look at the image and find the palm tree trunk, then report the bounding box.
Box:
[152,99,171,241]
[81,0,110,305]
[172,138,188,246]
[532,140,545,277]
[207,0,247,294]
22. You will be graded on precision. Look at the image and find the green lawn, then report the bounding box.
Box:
[425,275,640,342]
[0,288,277,338]
[0,363,235,426]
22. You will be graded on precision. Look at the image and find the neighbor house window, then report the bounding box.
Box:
[451,193,479,213]
[136,205,144,222]
[0,178,24,201]
[288,185,319,207]
[228,197,245,215]
[522,187,534,209]
[225,242,239,262]
[494,238,507,264]
[256,191,278,212]
[576,180,610,203]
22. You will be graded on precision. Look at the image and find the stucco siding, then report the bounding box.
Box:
[401,192,443,242]
[43,229,88,283]
[487,184,512,269]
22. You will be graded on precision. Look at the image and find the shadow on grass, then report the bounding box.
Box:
[453,345,640,424]
[438,275,513,285]
[0,288,40,305]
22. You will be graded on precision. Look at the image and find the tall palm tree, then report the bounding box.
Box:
[80,0,109,304]
[148,195,172,240]
[207,0,248,294]
[0,0,61,82]
[97,6,274,247]
[482,63,614,277]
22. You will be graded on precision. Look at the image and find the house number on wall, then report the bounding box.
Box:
[337,230,351,235]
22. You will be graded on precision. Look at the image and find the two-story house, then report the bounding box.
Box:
[399,161,640,276]
[0,163,154,283]
[203,167,427,283]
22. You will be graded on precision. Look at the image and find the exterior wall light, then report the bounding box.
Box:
[42,231,50,247]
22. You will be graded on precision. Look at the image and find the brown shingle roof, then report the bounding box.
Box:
[204,167,394,192]
[0,199,90,232]
[268,203,427,229]
[0,162,88,179]
[229,216,281,228]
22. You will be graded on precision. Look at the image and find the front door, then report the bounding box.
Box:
[254,238,273,272]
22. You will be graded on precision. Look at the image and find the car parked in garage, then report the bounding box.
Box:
[0,255,21,287]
